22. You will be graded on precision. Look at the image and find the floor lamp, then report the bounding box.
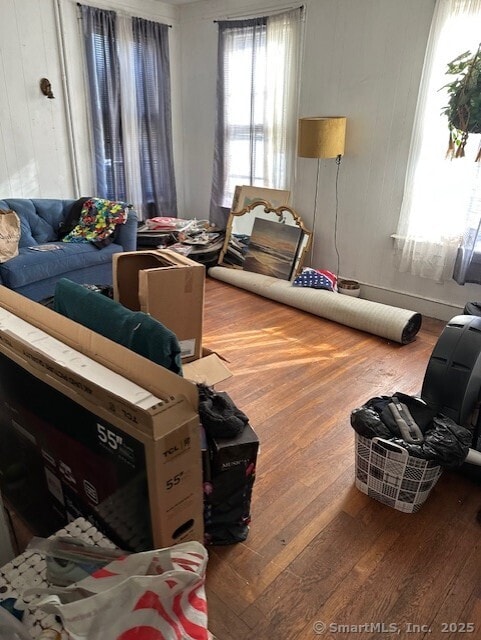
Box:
[298,116,347,269]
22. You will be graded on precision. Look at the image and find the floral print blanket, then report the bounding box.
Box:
[62,198,130,246]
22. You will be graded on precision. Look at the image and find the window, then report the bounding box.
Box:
[395,0,481,283]
[210,9,303,228]
[132,17,177,218]
[224,20,267,198]
[80,5,177,219]
[82,8,125,202]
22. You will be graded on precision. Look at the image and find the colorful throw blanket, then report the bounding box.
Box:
[62,198,130,247]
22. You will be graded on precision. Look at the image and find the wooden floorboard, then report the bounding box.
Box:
[202,276,481,640]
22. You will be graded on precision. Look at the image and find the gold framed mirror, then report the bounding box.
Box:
[217,199,312,280]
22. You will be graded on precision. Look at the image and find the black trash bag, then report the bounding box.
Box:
[350,406,393,440]
[389,414,473,468]
[350,391,473,468]
[197,383,249,439]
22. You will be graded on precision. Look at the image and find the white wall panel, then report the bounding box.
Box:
[0,0,182,204]
[0,0,72,197]
[179,0,479,320]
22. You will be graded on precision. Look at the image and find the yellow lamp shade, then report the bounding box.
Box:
[298,116,347,159]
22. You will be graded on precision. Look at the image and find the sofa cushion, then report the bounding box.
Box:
[0,241,121,289]
[53,278,183,375]
[0,199,74,248]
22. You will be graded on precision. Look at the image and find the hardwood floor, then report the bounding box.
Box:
[202,277,481,640]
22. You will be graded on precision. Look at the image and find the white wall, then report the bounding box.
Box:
[1,0,480,320]
[0,0,73,197]
[0,0,184,206]
[178,0,481,320]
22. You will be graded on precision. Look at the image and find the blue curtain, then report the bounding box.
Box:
[80,5,125,201]
[79,5,177,217]
[453,163,481,284]
[453,227,481,285]
[132,18,177,217]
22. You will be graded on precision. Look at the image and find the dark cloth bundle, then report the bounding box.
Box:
[197,383,249,439]
[58,197,90,239]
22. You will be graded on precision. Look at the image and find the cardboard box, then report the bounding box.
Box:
[113,249,205,362]
[0,286,211,551]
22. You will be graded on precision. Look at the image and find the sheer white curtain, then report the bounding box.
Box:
[210,8,303,228]
[395,0,481,282]
[117,15,143,217]
[264,9,302,191]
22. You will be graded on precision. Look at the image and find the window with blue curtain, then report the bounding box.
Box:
[132,17,177,219]
[79,4,177,219]
[80,6,125,201]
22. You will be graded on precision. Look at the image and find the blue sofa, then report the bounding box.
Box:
[0,198,138,301]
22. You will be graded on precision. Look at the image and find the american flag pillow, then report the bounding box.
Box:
[292,268,337,291]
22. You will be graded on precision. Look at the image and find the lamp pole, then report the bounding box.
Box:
[310,157,321,267]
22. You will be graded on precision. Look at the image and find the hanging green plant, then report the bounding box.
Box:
[440,44,481,160]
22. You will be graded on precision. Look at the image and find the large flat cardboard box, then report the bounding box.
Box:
[113,249,205,362]
[0,286,207,551]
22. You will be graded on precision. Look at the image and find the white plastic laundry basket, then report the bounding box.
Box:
[355,433,443,513]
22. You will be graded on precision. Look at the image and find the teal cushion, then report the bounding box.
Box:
[53,278,182,375]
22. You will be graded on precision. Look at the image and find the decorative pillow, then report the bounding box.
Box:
[62,198,130,247]
[292,267,337,291]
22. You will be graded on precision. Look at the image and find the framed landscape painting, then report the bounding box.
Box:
[243,218,303,281]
